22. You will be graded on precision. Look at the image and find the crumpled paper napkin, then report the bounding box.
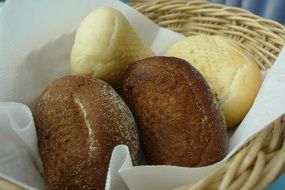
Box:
[0,102,46,190]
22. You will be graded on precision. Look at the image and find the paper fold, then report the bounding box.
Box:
[106,145,133,190]
[0,102,46,190]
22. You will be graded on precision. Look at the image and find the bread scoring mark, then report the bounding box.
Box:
[107,17,118,52]
[220,58,246,106]
[74,96,96,157]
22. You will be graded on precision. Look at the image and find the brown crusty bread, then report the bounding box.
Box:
[34,76,140,190]
[122,56,227,167]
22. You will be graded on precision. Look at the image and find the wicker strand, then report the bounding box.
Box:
[219,146,250,190]
[227,171,251,190]
[265,151,278,162]
[267,118,283,152]
[256,135,285,189]
[237,126,272,174]
[240,151,266,190]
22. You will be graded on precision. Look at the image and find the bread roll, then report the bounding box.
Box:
[71,7,154,89]
[34,76,139,190]
[165,35,262,128]
[122,56,227,167]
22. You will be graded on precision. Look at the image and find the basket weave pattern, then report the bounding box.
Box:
[131,1,285,190]
[131,0,285,70]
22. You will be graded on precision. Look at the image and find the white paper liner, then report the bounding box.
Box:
[0,0,285,189]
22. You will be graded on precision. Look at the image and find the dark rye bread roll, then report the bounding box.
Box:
[122,56,227,167]
[34,76,139,190]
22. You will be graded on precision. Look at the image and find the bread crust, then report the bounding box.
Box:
[122,56,227,167]
[165,35,262,128]
[34,76,139,190]
[71,7,154,89]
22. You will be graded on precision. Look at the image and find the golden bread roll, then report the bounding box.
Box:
[165,35,262,128]
[122,56,227,167]
[34,76,140,190]
[71,7,154,89]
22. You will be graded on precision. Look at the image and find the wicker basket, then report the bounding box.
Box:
[1,1,285,190]
[130,0,285,190]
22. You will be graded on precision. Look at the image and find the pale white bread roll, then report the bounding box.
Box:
[165,35,262,128]
[71,7,154,88]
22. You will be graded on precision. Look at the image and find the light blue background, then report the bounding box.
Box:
[208,0,285,24]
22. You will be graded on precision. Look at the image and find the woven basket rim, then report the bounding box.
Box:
[131,0,285,71]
